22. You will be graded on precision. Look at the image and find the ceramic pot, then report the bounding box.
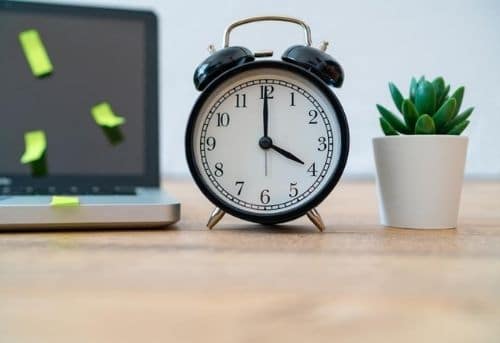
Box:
[373,135,468,229]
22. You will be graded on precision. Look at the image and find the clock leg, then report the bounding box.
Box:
[306,208,325,232]
[206,207,225,230]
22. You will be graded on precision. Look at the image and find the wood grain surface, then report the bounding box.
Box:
[1,180,500,343]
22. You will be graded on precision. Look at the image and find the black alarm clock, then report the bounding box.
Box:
[185,16,349,231]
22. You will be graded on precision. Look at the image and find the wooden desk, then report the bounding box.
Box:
[1,181,499,342]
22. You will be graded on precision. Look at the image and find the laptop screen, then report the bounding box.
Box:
[0,1,159,190]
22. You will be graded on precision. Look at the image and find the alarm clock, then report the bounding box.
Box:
[185,16,349,231]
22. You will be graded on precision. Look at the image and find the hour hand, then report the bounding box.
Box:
[270,144,304,165]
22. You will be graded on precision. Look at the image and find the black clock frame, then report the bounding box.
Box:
[185,60,349,225]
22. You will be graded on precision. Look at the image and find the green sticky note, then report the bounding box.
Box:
[91,102,126,128]
[20,130,47,164]
[19,29,54,77]
[50,196,80,207]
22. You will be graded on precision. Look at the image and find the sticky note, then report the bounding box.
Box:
[50,196,80,207]
[18,29,54,77]
[91,102,126,128]
[20,130,47,164]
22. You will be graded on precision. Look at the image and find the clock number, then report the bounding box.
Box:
[307,162,317,177]
[260,85,274,99]
[214,162,224,177]
[308,110,319,124]
[289,182,298,197]
[260,189,270,204]
[235,181,244,196]
[235,94,247,108]
[206,136,216,151]
[317,136,327,151]
[290,92,296,106]
[216,112,230,127]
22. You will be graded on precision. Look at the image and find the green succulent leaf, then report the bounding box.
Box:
[443,107,474,133]
[432,77,445,105]
[410,76,425,102]
[379,117,399,136]
[415,114,436,134]
[388,82,404,113]
[449,86,465,120]
[415,80,436,115]
[438,84,450,106]
[433,98,456,132]
[448,120,470,135]
[376,104,409,134]
[401,99,419,132]
[410,77,417,102]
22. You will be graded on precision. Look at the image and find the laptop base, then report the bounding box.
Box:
[0,188,180,229]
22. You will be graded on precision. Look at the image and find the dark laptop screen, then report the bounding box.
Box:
[0,1,158,189]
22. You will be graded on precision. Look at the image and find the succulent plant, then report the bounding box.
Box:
[377,76,473,135]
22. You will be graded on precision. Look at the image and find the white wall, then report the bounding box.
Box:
[42,0,500,178]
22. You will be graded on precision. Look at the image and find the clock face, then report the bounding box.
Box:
[186,61,348,223]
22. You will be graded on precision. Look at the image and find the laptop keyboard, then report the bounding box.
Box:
[0,186,137,196]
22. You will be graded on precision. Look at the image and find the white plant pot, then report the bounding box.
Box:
[373,135,468,229]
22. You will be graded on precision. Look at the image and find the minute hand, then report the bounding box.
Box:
[270,144,304,165]
[263,94,269,137]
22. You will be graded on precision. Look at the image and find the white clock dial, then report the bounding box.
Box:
[191,67,343,216]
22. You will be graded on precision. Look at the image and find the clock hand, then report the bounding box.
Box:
[262,94,269,175]
[263,94,269,137]
[258,137,304,165]
[265,151,268,176]
[270,144,304,165]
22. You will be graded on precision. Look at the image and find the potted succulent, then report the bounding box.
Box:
[373,76,474,229]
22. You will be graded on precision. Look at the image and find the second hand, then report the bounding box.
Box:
[265,150,268,176]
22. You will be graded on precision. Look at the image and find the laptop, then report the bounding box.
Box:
[0,1,180,229]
